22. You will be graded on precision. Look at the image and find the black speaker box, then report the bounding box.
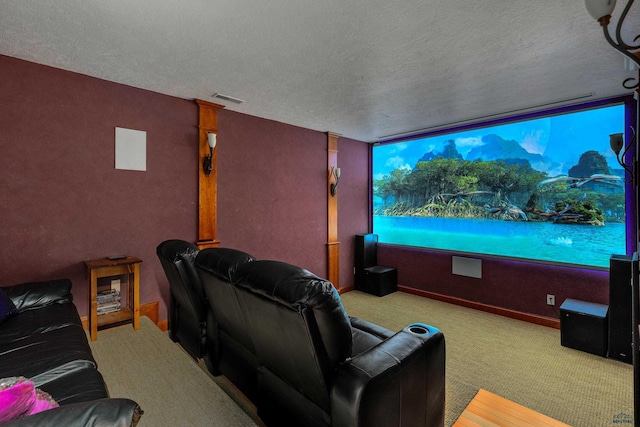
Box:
[609,254,633,364]
[354,234,378,289]
[354,234,397,296]
[363,266,398,297]
[560,298,608,357]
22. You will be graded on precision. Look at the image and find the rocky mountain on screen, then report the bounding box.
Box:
[415,134,556,172]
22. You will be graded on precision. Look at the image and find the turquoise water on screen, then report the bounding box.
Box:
[373,215,626,268]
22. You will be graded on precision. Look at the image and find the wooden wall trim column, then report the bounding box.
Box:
[327,132,340,288]
[195,99,225,250]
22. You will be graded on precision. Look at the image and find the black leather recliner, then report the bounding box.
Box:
[195,249,446,427]
[195,248,256,386]
[156,239,207,359]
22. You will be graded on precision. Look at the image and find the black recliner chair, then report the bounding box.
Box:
[195,248,257,387]
[156,239,207,360]
[195,250,446,427]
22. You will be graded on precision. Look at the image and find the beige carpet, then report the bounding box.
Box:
[89,291,634,427]
[89,316,257,426]
[340,291,634,427]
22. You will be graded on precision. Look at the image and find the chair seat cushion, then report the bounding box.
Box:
[0,326,96,381]
[0,303,83,346]
[38,368,108,405]
[350,317,394,356]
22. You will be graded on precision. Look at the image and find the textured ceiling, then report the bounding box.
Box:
[0,0,637,142]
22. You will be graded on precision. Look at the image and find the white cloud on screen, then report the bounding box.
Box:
[385,156,411,170]
[521,130,548,155]
[454,136,483,158]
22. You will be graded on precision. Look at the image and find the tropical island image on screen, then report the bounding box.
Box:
[373,104,627,268]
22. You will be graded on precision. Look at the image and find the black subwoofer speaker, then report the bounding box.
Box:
[560,298,608,357]
[609,254,633,364]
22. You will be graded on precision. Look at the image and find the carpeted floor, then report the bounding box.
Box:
[89,291,634,426]
[340,291,634,427]
[89,316,257,426]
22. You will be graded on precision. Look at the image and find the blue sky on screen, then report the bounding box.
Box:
[373,104,625,180]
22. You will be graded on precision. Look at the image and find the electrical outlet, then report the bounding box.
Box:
[547,294,555,306]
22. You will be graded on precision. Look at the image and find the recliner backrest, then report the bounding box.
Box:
[156,240,205,320]
[196,248,257,355]
[232,260,352,410]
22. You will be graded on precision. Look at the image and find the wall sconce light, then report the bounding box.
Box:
[585,0,640,89]
[203,132,217,176]
[610,132,636,182]
[330,166,341,196]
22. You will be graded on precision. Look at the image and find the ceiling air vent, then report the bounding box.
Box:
[212,93,245,104]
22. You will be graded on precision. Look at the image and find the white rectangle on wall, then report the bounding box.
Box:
[115,127,146,171]
[452,256,482,279]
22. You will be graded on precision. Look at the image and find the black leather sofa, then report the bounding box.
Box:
[195,248,446,427]
[0,279,142,426]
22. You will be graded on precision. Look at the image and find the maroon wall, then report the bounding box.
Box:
[0,55,198,319]
[216,112,371,287]
[378,244,609,318]
[216,111,328,275]
[337,137,371,288]
[0,54,372,322]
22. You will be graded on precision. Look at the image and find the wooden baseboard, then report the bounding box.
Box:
[141,301,160,325]
[398,286,560,329]
[337,285,354,294]
[157,319,169,332]
[81,301,160,330]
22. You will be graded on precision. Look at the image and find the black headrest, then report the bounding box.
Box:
[232,260,341,312]
[157,239,199,263]
[195,248,256,282]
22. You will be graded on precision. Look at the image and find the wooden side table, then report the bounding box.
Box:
[84,256,142,341]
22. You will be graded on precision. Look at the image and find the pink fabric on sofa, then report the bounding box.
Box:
[0,377,58,423]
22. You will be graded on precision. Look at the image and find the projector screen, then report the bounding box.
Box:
[373,100,629,268]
